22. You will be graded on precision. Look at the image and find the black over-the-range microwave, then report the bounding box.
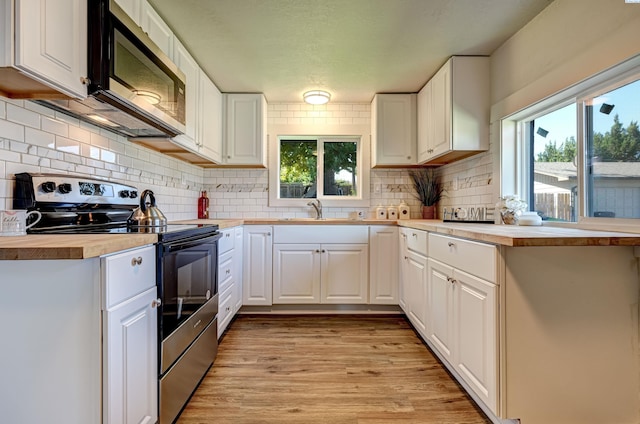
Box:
[38,0,186,139]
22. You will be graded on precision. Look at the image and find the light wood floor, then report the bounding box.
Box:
[177,315,491,424]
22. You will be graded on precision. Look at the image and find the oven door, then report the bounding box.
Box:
[159,233,220,374]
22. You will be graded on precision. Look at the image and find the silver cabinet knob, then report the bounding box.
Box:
[315,249,320,253]
[131,256,143,266]
[447,242,455,247]
[151,298,162,308]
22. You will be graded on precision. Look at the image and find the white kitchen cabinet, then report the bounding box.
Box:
[224,93,268,167]
[140,0,173,58]
[273,242,369,304]
[398,227,428,337]
[427,233,498,414]
[243,225,273,305]
[0,0,87,99]
[218,226,243,337]
[273,244,321,303]
[398,227,410,312]
[114,0,141,26]
[198,71,223,162]
[371,94,417,167]
[418,56,490,165]
[369,225,399,304]
[172,39,222,164]
[102,245,158,424]
[272,225,369,305]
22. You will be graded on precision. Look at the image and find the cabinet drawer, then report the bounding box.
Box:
[429,233,496,281]
[102,245,156,309]
[218,285,234,333]
[274,225,369,244]
[219,228,235,254]
[405,228,428,256]
[218,250,234,291]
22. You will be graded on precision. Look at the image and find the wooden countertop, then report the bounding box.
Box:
[4,218,640,261]
[398,220,640,247]
[0,233,158,260]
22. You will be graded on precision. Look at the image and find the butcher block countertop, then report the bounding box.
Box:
[0,234,157,260]
[3,218,640,261]
[398,220,640,247]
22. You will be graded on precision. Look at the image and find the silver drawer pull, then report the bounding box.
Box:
[226,269,231,274]
[131,256,143,266]
[151,298,162,308]
[447,242,455,247]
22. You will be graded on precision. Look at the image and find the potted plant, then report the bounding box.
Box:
[409,168,444,219]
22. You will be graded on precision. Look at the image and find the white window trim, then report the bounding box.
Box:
[268,129,371,208]
[499,54,640,232]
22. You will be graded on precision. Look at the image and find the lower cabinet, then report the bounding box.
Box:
[369,225,399,304]
[399,227,428,337]
[243,225,273,305]
[102,245,158,424]
[273,243,369,304]
[218,226,243,337]
[427,233,498,415]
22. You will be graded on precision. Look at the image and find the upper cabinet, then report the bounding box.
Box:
[371,94,417,167]
[417,56,490,165]
[171,39,222,164]
[0,0,88,99]
[223,93,268,167]
[140,0,173,58]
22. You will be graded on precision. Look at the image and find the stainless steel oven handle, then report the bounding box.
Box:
[165,233,222,253]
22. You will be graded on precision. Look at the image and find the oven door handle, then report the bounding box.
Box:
[164,233,222,253]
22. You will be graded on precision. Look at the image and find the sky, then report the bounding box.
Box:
[532,79,640,157]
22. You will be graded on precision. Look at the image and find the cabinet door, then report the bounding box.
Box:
[320,244,369,304]
[405,250,428,337]
[15,0,87,99]
[371,94,417,166]
[242,226,272,305]
[171,38,199,151]
[114,0,141,25]
[199,72,223,163]
[224,94,266,166]
[369,226,399,304]
[417,82,432,163]
[427,257,454,362]
[233,227,244,312]
[398,228,410,312]
[273,244,321,303]
[140,0,173,58]
[103,288,158,424]
[453,268,497,413]
[429,61,451,159]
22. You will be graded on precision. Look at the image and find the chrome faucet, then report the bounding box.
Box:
[307,199,323,219]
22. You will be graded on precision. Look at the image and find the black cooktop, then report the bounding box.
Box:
[29,223,219,243]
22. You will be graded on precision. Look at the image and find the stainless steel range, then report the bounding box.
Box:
[14,172,221,424]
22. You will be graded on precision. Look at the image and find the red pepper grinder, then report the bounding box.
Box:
[198,190,209,219]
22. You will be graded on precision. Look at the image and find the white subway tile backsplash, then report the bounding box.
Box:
[0,100,6,119]
[41,116,68,137]
[7,104,41,128]
[0,120,25,142]
[56,137,80,154]
[25,127,55,148]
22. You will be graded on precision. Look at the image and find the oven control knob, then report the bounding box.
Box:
[58,183,72,194]
[119,190,130,198]
[41,181,56,193]
[129,191,138,199]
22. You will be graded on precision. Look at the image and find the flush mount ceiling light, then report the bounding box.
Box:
[303,90,331,105]
[133,90,161,105]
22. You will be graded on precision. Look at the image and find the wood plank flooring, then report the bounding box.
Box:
[177,315,491,424]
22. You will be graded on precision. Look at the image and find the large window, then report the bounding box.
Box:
[509,59,640,226]
[271,135,368,207]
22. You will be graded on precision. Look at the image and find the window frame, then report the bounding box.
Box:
[269,133,371,208]
[500,55,640,230]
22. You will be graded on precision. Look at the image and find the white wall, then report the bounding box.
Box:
[0,98,203,220]
[203,102,425,219]
[438,0,640,210]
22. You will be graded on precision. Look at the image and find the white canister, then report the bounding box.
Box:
[387,205,398,220]
[398,201,410,220]
[376,205,387,220]
[518,211,542,226]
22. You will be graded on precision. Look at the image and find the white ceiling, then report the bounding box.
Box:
[149,0,554,103]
